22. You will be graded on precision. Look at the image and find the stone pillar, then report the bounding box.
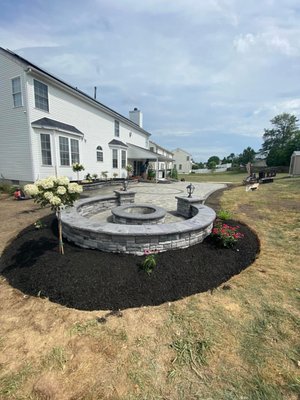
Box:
[114,190,136,205]
[175,196,205,218]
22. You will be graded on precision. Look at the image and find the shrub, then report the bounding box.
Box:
[141,250,158,275]
[211,222,244,248]
[216,210,232,220]
[170,167,178,180]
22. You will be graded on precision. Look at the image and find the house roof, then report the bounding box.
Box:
[172,148,192,156]
[31,117,83,135]
[127,143,173,161]
[108,139,128,147]
[0,47,151,137]
[149,140,173,156]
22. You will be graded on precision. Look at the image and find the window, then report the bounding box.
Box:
[11,77,22,107]
[179,164,182,170]
[121,150,126,168]
[150,147,154,152]
[97,146,103,162]
[40,134,52,165]
[186,156,190,161]
[112,149,118,168]
[71,139,79,164]
[34,79,49,111]
[114,120,120,137]
[59,136,70,166]
[59,137,79,166]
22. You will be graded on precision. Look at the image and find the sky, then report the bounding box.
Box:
[1,0,300,162]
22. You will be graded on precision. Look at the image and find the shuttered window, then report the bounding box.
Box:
[12,77,22,107]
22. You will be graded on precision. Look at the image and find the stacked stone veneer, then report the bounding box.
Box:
[61,192,216,255]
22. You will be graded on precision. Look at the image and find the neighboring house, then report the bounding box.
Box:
[0,48,168,184]
[172,148,193,174]
[149,141,173,178]
[289,151,300,176]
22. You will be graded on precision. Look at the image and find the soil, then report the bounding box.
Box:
[0,189,260,312]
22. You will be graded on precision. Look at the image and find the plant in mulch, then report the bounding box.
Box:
[72,162,85,182]
[210,221,244,248]
[216,209,232,220]
[140,249,158,275]
[24,176,82,254]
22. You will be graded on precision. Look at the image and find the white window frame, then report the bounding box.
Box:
[121,150,126,168]
[59,136,80,166]
[11,76,23,107]
[40,133,52,166]
[96,146,104,162]
[112,149,118,168]
[114,120,120,137]
[34,79,49,111]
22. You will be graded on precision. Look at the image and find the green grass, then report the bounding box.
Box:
[179,171,289,183]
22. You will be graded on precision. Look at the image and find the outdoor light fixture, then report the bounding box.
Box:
[186,183,195,198]
[123,179,129,191]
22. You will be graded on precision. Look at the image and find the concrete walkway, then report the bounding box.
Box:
[86,181,226,223]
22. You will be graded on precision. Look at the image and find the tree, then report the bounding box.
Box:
[261,113,300,166]
[207,156,220,166]
[25,176,82,254]
[238,147,256,165]
[207,160,217,171]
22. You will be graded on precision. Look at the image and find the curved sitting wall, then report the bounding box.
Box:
[61,195,216,255]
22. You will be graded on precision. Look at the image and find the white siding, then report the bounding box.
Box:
[172,148,192,174]
[26,73,148,180]
[0,52,33,181]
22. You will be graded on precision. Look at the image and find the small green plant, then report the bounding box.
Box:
[34,220,46,229]
[169,167,178,180]
[92,173,98,181]
[141,250,158,275]
[85,173,93,182]
[101,171,108,180]
[216,209,232,220]
[147,168,156,180]
[113,172,118,179]
[211,222,244,248]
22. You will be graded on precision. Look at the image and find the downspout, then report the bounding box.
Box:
[23,70,36,182]
[156,158,158,183]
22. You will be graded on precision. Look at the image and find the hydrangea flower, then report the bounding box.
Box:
[24,184,39,196]
[57,185,67,195]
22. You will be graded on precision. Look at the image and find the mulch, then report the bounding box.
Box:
[0,189,260,311]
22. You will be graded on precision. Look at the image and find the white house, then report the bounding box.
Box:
[172,148,193,174]
[0,48,169,184]
[149,141,174,178]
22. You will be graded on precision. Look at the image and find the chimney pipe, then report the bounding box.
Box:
[94,86,97,100]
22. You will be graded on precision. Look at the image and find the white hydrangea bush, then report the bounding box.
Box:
[24,176,83,211]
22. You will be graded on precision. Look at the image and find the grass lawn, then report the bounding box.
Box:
[179,171,289,183]
[0,177,299,399]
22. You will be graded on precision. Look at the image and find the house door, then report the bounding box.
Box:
[133,161,143,176]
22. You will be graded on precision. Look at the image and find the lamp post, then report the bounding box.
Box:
[186,183,195,198]
[123,179,129,191]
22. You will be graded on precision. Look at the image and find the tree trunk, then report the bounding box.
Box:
[57,210,64,255]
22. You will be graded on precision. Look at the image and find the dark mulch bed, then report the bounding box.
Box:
[0,210,260,311]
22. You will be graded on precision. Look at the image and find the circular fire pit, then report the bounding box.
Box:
[111,203,166,225]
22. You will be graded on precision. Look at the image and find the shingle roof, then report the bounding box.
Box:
[31,117,83,135]
[0,47,151,137]
[108,139,128,147]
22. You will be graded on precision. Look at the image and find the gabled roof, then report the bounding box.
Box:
[108,139,128,147]
[31,117,83,135]
[172,148,192,156]
[0,47,151,137]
